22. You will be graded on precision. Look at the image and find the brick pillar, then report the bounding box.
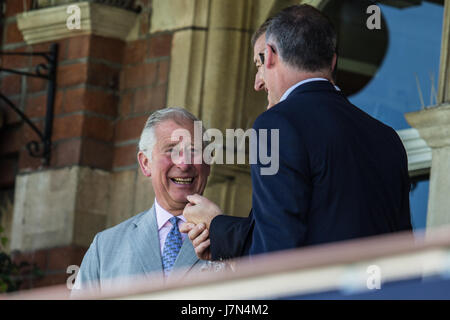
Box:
[18,35,123,171]
[0,1,33,191]
[113,33,171,170]
[0,0,146,290]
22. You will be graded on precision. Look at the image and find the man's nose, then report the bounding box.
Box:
[173,150,193,170]
[254,74,265,91]
[176,162,191,171]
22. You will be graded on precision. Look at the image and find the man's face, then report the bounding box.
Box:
[138,119,210,214]
[253,34,275,109]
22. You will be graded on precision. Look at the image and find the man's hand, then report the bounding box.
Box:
[179,223,212,260]
[183,194,222,229]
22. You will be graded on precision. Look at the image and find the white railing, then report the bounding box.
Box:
[3,225,450,300]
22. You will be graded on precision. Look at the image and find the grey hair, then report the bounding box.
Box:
[251,17,273,48]
[138,107,203,158]
[265,4,337,72]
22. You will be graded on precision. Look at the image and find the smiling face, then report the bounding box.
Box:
[137,119,210,215]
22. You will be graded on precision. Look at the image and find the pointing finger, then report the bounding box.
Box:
[192,228,209,247]
[187,223,206,241]
[195,240,211,260]
[179,222,195,233]
[186,194,204,205]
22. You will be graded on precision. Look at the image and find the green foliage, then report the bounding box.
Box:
[0,223,42,293]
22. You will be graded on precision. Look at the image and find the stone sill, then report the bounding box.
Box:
[34,0,140,13]
[405,103,450,149]
[397,128,432,177]
[17,1,138,45]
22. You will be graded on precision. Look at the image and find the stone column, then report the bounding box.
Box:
[10,167,110,251]
[405,105,450,228]
[405,1,450,229]
[405,104,450,228]
[437,0,450,103]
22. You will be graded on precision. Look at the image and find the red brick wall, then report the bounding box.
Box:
[1,1,172,174]
[11,245,87,290]
[0,0,173,290]
[0,2,120,173]
[114,33,172,170]
[0,1,31,189]
[13,34,124,171]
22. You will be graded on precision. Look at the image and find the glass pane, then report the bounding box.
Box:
[347,1,444,130]
[410,180,429,230]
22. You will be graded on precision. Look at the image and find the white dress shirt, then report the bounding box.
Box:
[280,77,341,103]
[154,198,187,256]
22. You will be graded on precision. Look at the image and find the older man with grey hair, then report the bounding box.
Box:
[72,107,210,296]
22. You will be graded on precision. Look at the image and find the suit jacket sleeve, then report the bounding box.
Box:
[209,213,254,260]
[71,234,101,298]
[249,110,312,255]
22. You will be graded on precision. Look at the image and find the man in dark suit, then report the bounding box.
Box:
[181,4,412,260]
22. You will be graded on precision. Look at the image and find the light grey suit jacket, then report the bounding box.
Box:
[72,205,206,296]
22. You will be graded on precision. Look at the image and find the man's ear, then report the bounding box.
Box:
[331,53,337,73]
[265,43,277,69]
[206,164,211,177]
[137,151,151,177]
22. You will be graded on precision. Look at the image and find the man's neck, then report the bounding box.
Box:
[279,67,332,97]
[155,198,184,216]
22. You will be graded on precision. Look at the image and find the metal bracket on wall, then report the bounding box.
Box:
[0,43,58,166]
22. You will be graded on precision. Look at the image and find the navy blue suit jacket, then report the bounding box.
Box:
[210,80,412,259]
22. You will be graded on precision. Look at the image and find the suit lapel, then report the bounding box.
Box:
[168,236,200,280]
[129,205,164,278]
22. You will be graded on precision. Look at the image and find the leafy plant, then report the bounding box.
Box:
[0,225,24,292]
[0,199,42,293]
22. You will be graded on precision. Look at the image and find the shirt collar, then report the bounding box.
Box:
[279,78,341,102]
[154,198,187,231]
